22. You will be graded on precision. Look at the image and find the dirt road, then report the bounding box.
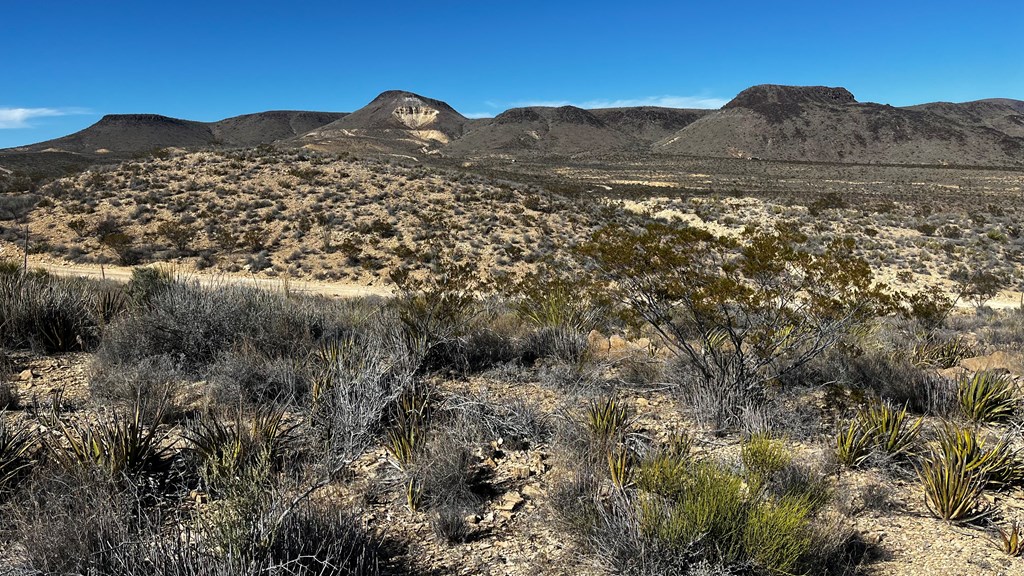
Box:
[25,259,1024,311]
[33,261,394,299]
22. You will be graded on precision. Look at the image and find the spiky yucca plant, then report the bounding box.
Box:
[586,396,630,448]
[49,398,172,480]
[918,450,990,523]
[384,388,431,469]
[0,413,34,490]
[912,336,974,369]
[995,521,1024,557]
[859,401,922,457]
[934,424,1023,487]
[835,420,874,468]
[186,406,298,488]
[607,446,635,489]
[959,371,1018,423]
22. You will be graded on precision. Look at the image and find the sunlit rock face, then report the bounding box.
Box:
[392,97,440,129]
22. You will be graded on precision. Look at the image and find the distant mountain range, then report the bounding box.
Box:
[4,85,1024,168]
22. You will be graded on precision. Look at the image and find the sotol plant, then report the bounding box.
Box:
[959,370,1018,424]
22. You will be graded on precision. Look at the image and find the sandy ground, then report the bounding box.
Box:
[32,260,393,299]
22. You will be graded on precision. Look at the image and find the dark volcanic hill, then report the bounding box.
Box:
[656,85,1024,166]
[588,107,711,143]
[212,111,348,147]
[907,101,1024,139]
[11,114,217,155]
[298,91,468,153]
[443,105,641,157]
[5,85,1024,171]
[5,111,346,156]
[976,99,1024,114]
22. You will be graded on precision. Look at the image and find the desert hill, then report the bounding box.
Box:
[11,114,216,155]
[589,106,711,143]
[4,85,1024,170]
[211,111,348,147]
[976,98,1024,114]
[4,110,346,157]
[655,85,1024,165]
[297,90,468,153]
[908,100,1024,139]
[443,105,642,157]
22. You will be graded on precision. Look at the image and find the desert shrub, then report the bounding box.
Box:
[95,280,349,375]
[185,407,299,494]
[431,505,473,543]
[958,370,1018,423]
[899,284,955,330]
[584,223,889,432]
[837,344,956,416]
[311,315,421,464]
[742,434,793,483]
[135,489,399,575]
[835,401,921,469]
[952,267,1009,309]
[0,412,34,495]
[0,273,98,352]
[389,253,488,374]
[404,397,502,514]
[209,346,310,405]
[671,356,765,433]
[508,264,605,364]
[433,392,551,454]
[45,397,173,483]
[918,449,990,523]
[263,501,398,575]
[628,456,850,575]
[13,474,152,575]
[977,308,1024,348]
[88,353,182,420]
[124,264,176,305]
[931,424,1024,488]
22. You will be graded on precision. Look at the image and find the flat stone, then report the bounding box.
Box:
[521,484,544,499]
[960,351,1023,375]
[495,491,524,512]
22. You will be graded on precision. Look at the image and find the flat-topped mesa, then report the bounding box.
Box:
[724,85,857,122]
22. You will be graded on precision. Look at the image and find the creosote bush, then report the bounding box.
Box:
[583,222,891,431]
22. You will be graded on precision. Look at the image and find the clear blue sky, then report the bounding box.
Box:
[2,0,1021,147]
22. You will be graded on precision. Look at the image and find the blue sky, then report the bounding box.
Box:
[2,0,1021,147]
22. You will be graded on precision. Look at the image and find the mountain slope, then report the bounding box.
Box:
[976,99,1024,114]
[211,111,348,146]
[907,101,1024,139]
[298,91,468,153]
[656,85,1024,166]
[588,107,711,143]
[10,114,216,155]
[443,105,641,157]
[5,110,347,156]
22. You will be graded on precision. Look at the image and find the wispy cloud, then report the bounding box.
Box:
[463,112,495,119]
[509,95,728,110]
[0,107,91,129]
